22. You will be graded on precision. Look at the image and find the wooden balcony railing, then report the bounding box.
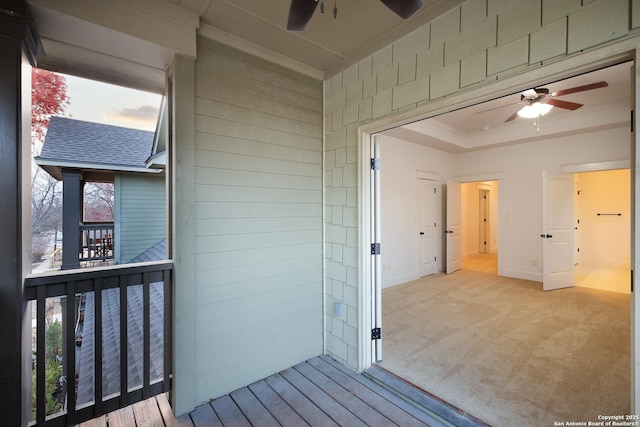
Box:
[79,223,114,262]
[25,260,173,426]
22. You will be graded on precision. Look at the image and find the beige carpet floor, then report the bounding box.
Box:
[380,254,630,427]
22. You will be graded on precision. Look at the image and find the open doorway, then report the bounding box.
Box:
[461,181,499,275]
[574,169,630,294]
[368,61,632,426]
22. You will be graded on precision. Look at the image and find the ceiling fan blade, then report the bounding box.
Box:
[551,81,608,97]
[545,98,583,110]
[287,0,319,31]
[505,110,520,122]
[380,0,424,19]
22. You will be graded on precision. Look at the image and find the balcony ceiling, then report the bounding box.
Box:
[27,0,631,151]
[168,0,464,76]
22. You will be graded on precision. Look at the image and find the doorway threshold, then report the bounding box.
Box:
[364,364,491,427]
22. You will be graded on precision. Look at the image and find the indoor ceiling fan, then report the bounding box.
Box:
[287,0,424,31]
[503,81,609,122]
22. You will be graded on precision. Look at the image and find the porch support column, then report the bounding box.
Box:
[0,1,42,426]
[62,169,82,270]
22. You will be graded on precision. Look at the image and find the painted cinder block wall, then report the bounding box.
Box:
[323,0,639,368]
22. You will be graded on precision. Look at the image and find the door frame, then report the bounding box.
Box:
[356,44,639,410]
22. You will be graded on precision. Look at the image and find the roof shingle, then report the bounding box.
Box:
[39,116,154,168]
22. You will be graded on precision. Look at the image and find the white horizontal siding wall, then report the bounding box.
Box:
[115,173,166,263]
[192,38,323,400]
[323,0,640,369]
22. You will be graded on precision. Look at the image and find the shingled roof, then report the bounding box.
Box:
[76,240,167,406]
[36,116,155,179]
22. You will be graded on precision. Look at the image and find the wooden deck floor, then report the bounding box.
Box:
[77,355,486,426]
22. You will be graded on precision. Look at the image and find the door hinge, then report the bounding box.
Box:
[434,222,436,228]
[434,256,437,261]
[371,328,381,340]
[631,110,634,133]
[433,188,436,194]
[370,243,381,255]
[631,270,634,293]
[370,158,380,170]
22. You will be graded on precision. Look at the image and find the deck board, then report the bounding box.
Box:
[107,405,136,427]
[131,396,166,427]
[308,356,429,427]
[248,380,311,426]
[280,366,369,427]
[75,355,487,427]
[264,373,340,426]
[209,394,252,427]
[293,361,395,426]
[188,401,222,427]
[230,386,281,427]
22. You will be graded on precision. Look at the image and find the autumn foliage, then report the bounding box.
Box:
[32,68,69,144]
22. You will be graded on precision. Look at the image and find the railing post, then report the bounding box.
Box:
[65,281,77,423]
[143,272,151,399]
[119,275,128,407]
[62,170,82,270]
[94,277,104,416]
[25,261,173,425]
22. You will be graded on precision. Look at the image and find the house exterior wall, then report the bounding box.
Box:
[114,173,166,263]
[176,37,324,406]
[323,0,640,369]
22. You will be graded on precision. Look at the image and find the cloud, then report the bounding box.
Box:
[104,104,160,130]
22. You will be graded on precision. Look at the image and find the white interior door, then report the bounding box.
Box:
[370,136,382,362]
[417,179,436,277]
[446,180,461,274]
[543,171,575,291]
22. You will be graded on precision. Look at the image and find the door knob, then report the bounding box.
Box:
[419,232,425,235]
[546,234,553,238]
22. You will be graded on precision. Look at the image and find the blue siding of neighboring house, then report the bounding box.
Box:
[115,173,166,263]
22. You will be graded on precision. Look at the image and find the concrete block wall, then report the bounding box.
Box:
[323,0,638,369]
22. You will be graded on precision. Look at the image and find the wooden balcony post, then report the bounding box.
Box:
[62,169,82,269]
[0,1,43,425]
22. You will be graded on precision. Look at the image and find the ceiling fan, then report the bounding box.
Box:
[504,81,609,122]
[287,0,424,31]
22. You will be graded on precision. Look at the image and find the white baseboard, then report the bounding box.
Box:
[382,272,420,289]
[500,269,542,282]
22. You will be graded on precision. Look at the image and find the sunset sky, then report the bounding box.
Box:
[63,73,162,131]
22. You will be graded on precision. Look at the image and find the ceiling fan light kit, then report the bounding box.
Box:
[517,102,553,119]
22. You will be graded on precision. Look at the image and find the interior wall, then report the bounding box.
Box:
[378,126,629,288]
[576,169,630,268]
[379,134,454,288]
[454,127,630,281]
